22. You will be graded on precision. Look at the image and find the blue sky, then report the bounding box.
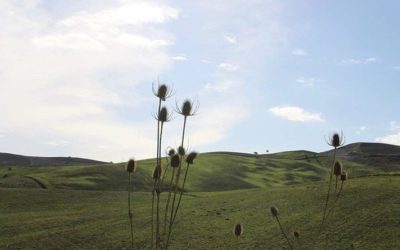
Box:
[0,0,399,161]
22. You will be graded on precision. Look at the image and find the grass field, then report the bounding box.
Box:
[0,176,399,249]
[1,143,399,249]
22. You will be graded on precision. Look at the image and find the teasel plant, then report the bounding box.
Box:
[165,99,198,249]
[270,206,294,250]
[319,133,344,229]
[151,82,173,249]
[126,159,137,250]
[233,222,243,249]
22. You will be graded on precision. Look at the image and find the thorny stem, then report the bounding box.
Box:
[151,182,156,249]
[318,148,337,234]
[165,115,188,249]
[128,173,134,250]
[322,181,345,249]
[166,159,182,249]
[325,181,345,221]
[152,98,162,249]
[155,122,164,249]
[163,167,176,237]
[275,216,293,250]
[171,162,190,226]
[335,176,338,193]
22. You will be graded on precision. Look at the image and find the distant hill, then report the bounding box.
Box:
[0,152,106,167]
[1,142,399,191]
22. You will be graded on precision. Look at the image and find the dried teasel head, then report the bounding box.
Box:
[154,106,172,123]
[294,231,300,239]
[153,165,162,180]
[152,82,172,101]
[167,148,176,157]
[176,99,199,117]
[327,132,344,148]
[178,146,186,156]
[340,171,348,181]
[270,206,279,217]
[170,154,180,168]
[126,159,136,173]
[186,151,198,165]
[334,161,343,176]
[233,223,243,238]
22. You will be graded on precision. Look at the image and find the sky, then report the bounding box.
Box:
[0,0,399,162]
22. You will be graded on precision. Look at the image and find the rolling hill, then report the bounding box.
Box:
[0,142,399,191]
[0,142,399,249]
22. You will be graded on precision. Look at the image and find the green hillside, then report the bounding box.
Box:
[1,143,399,192]
[0,176,399,249]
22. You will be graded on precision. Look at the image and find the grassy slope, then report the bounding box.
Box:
[0,176,399,249]
[1,148,397,192]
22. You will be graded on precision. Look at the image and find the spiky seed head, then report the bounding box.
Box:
[158,106,169,122]
[233,223,243,237]
[126,159,136,173]
[170,154,180,168]
[181,100,193,116]
[334,161,342,176]
[168,148,176,157]
[178,146,186,156]
[294,231,300,239]
[340,171,348,181]
[270,206,279,217]
[153,165,161,180]
[186,152,198,165]
[328,132,344,148]
[157,84,168,101]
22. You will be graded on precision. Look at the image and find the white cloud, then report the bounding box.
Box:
[224,35,237,44]
[390,121,400,131]
[375,121,400,146]
[296,77,319,87]
[188,105,248,146]
[341,57,377,65]
[291,49,308,56]
[201,59,211,64]
[218,63,238,71]
[0,0,178,161]
[375,134,400,145]
[204,80,239,92]
[171,54,188,61]
[270,106,324,122]
[356,126,367,135]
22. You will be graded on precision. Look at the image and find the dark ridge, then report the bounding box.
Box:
[0,152,106,167]
[320,142,400,157]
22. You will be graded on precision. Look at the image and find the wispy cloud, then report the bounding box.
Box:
[356,126,367,135]
[390,121,400,131]
[0,0,178,161]
[224,35,237,44]
[171,54,188,61]
[218,63,238,71]
[291,48,308,56]
[201,59,211,64]
[270,106,324,122]
[296,77,320,87]
[375,121,400,145]
[341,57,377,65]
[375,134,400,145]
[204,80,239,92]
